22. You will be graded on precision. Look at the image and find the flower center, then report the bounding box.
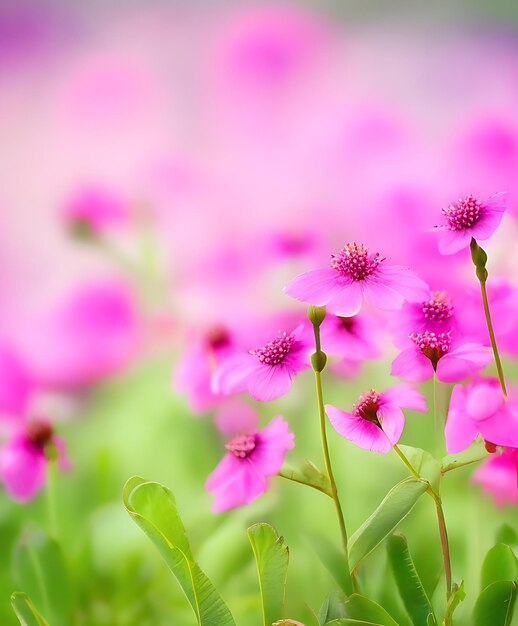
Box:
[338,316,356,332]
[250,332,294,366]
[226,433,257,458]
[26,420,53,448]
[330,243,383,281]
[421,291,453,322]
[206,325,231,351]
[353,389,381,425]
[442,194,482,231]
[410,330,451,369]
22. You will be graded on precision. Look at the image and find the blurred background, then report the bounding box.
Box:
[1,1,518,625]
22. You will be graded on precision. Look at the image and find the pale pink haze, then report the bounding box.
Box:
[445,378,518,453]
[206,415,294,512]
[325,384,427,453]
[285,242,429,317]
[63,185,130,234]
[319,312,383,362]
[390,290,456,348]
[0,345,34,419]
[391,330,492,383]
[431,192,506,255]
[212,326,309,402]
[473,448,518,506]
[0,420,70,503]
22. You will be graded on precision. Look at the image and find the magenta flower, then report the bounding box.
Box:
[319,312,383,362]
[206,415,294,512]
[0,345,34,420]
[473,448,518,506]
[325,384,427,453]
[213,326,310,402]
[285,242,429,316]
[0,420,70,503]
[390,290,456,348]
[391,330,492,383]
[174,325,237,413]
[63,186,130,236]
[431,192,506,255]
[445,379,518,453]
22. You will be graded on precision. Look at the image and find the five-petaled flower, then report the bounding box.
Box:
[431,192,506,255]
[285,242,429,317]
[325,384,427,453]
[206,415,294,512]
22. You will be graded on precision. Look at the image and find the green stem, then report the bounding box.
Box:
[46,455,58,539]
[392,444,452,606]
[479,279,507,398]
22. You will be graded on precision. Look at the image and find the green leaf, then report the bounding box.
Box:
[386,534,435,626]
[309,532,352,596]
[247,523,289,626]
[12,527,72,626]
[443,581,466,625]
[496,525,518,548]
[441,440,486,474]
[481,544,518,591]
[123,476,236,626]
[348,478,428,571]
[318,591,348,625]
[341,595,401,626]
[279,462,332,496]
[473,580,517,626]
[11,592,50,626]
[325,620,383,625]
[398,446,441,492]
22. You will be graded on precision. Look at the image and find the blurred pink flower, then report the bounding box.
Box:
[62,186,130,235]
[214,398,258,435]
[325,384,427,453]
[390,290,456,348]
[213,326,310,402]
[285,243,429,316]
[445,379,518,453]
[0,345,34,420]
[391,330,491,383]
[431,192,506,255]
[15,280,141,389]
[319,312,383,362]
[206,414,294,512]
[0,419,70,503]
[473,448,518,506]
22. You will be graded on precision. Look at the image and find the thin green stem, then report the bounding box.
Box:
[480,279,507,398]
[393,444,420,479]
[46,455,58,539]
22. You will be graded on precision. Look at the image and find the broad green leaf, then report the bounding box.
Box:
[481,544,518,591]
[398,446,441,492]
[473,580,517,626]
[310,532,353,596]
[348,478,428,571]
[496,525,518,547]
[123,477,235,626]
[12,527,72,626]
[387,534,435,626]
[326,620,383,625]
[11,592,50,626]
[318,591,348,625]
[279,462,332,496]
[341,595,401,626]
[441,439,487,474]
[247,523,289,626]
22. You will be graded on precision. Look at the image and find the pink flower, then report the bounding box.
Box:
[445,379,518,453]
[473,448,518,506]
[213,326,310,402]
[0,345,34,420]
[285,242,429,316]
[391,330,492,383]
[431,192,506,255]
[206,415,294,512]
[319,312,384,362]
[390,290,456,348]
[325,384,427,453]
[0,419,70,503]
[63,186,130,236]
[174,325,237,413]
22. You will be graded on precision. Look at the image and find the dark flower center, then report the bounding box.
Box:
[421,291,453,322]
[338,316,356,332]
[353,389,381,425]
[442,194,482,231]
[330,243,383,281]
[26,420,53,448]
[206,326,231,351]
[226,433,257,458]
[410,330,451,369]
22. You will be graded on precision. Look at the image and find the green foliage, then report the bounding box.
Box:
[348,478,428,571]
[472,580,517,626]
[247,523,289,626]
[386,534,435,626]
[12,527,72,626]
[480,544,518,591]
[10,593,50,626]
[280,461,332,496]
[123,476,236,626]
[398,446,441,492]
[340,594,400,625]
[310,532,352,596]
[318,590,348,624]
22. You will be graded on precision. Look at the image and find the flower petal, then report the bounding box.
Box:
[325,405,392,453]
[437,229,472,255]
[445,385,479,453]
[247,364,294,401]
[376,404,405,448]
[284,268,346,306]
[436,343,492,382]
[391,348,433,382]
[380,384,427,412]
[325,282,364,317]
[253,416,294,475]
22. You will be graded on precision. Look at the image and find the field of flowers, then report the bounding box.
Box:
[1,2,518,625]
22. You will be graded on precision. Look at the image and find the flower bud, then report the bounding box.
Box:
[308,305,326,327]
[311,350,327,372]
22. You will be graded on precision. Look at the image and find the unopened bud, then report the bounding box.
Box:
[470,238,488,273]
[308,305,326,327]
[311,350,327,372]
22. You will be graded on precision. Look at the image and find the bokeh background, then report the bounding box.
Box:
[1,1,518,625]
